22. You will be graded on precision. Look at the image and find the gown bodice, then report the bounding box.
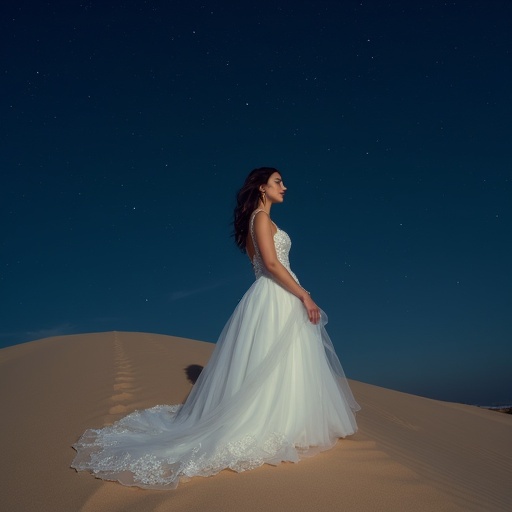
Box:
[249,209,299,283]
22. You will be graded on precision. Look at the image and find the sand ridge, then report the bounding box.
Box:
[1,331,510,512]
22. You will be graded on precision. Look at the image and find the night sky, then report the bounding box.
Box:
[2,1,511,405]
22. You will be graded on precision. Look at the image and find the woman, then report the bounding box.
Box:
[72,167,359,489]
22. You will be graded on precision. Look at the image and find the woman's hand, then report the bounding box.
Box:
[302,294,321,324]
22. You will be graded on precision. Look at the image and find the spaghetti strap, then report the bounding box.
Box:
[249,209,269,253]
[250,208,268,221]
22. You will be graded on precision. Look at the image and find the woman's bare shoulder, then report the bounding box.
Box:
[253,210,277,239]
[253,209,271,225]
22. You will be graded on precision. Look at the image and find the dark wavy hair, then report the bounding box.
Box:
[233,167,280,252]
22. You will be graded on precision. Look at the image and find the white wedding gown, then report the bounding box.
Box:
[71,210,360,489]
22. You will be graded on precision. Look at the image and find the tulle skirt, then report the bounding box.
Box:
[71,276,360,489]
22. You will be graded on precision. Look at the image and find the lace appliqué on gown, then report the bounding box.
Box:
[250,209,299,283]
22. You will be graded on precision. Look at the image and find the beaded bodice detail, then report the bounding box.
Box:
[249,210,299,283]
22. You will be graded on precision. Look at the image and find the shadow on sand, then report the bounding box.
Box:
[184,364,204,384]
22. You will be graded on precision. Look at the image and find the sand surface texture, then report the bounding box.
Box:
[1,332,511,512]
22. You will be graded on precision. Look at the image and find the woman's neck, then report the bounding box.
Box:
[257,201,272,215]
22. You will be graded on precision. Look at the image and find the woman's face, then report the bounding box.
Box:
[262,172,287,203]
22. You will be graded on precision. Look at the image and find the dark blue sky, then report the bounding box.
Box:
[2,1,511,405]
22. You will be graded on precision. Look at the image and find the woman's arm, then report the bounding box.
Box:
[253,211,321,324]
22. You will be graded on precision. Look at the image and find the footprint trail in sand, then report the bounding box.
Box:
[106,332,137,420]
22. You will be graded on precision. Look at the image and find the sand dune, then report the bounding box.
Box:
[1,331,510,512]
